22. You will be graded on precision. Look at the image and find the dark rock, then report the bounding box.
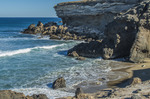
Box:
[68,41,103,58]
[52,77,66,89]
[133,89,142,93]
[131,95,142,99]
[37,21,44,28]
[75,88,84,98]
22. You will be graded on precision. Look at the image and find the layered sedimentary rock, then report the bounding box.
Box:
[54,0,142,39]
[56,0,150,63]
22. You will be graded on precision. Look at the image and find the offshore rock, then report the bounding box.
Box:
[22,22,93,41]
[52,77,66,89]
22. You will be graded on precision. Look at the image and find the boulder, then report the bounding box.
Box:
[130,77,142,85]
[52,77,66,89]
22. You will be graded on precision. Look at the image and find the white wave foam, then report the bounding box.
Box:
[13,88,74,99]
[0,44,65,57]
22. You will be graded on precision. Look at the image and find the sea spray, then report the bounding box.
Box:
[0,44,65,57]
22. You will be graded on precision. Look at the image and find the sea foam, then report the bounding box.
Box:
[0,44,65,57]
[13,88,74,99]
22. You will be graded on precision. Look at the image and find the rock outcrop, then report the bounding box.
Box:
[22,21,95,41]
[54,0,142,39]
[52,77,66,89]
[56,0,150,63]
[0,90,48,99]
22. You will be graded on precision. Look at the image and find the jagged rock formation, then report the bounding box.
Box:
[61,0,150,63]
[102,0,150,62]
[52,77,66,89]
[22,21,95,41]
[54,0,142,39]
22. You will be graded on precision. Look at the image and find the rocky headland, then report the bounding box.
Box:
[54,0,150,63]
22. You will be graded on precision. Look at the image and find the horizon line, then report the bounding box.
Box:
[0,16,59,18]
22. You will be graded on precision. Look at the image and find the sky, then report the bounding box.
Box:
[0,0,78,17]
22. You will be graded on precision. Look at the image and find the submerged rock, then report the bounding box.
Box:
[52,77,66,89]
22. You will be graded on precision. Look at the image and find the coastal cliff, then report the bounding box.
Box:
[54,0,142,39]
[55,0,150,63]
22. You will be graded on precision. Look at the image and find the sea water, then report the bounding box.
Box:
[0,18,112,99]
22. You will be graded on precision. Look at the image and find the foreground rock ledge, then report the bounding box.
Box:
[0,90,48,99]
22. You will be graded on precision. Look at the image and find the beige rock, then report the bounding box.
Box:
[130,77,142,85]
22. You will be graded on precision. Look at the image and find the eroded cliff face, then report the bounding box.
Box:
[58,0,150,63]
[54,0,140,39]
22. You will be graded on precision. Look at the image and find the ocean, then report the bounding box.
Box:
[0,17,114,99]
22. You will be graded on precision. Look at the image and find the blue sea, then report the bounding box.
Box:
[0,18,113,99]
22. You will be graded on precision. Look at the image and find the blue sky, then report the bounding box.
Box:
[0,0,77,17]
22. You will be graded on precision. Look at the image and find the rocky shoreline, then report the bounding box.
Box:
[23,0,150,63]
[5,0,149,99]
